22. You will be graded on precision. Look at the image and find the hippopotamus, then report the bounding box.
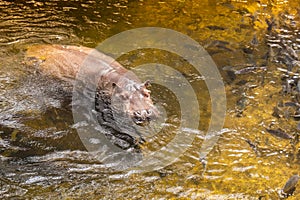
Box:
[25,44,159,147]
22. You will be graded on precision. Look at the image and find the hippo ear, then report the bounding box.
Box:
[143,80,151,88]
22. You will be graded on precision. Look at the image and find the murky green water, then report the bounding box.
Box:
[1,0,300,199]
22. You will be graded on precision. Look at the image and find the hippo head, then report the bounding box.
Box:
[111,80,159,126]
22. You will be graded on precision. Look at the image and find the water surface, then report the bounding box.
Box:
[1,0,300,199]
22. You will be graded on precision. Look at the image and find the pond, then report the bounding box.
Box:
[1,0,300,199]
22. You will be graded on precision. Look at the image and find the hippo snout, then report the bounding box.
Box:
[132,108,157,125]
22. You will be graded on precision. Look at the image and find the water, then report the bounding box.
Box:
[1,0,300,199]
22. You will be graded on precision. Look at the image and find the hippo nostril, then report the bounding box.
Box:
[133,109,155,122]
[146,109,152,116]
[134,111,141,117]
[132,109,155,125]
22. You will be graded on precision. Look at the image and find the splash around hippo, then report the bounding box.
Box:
[25,44,159,148]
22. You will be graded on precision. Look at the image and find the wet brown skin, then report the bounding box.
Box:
[25,44,159,126]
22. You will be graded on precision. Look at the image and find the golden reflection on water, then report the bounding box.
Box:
[110,0,300,199]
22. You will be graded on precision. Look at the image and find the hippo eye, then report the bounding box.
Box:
[142,90,150,98]
[112,82,122,93]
